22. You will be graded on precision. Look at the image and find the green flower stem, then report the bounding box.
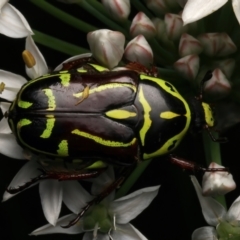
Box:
[77,0,129,37]
[29,0,97,33]
[131,0,155,19]
[202,131,226,208]
[115,160,152,199]
[33,30,89,56]
[148,38,177,65]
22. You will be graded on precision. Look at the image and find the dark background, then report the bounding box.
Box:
[0,1,240,240]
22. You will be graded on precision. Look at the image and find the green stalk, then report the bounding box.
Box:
[29,0,97,33]
[131,0,155,19]
[33,30,89,56]
[115,160,152,199]
[77,0,129,37]
[202,131,226,208]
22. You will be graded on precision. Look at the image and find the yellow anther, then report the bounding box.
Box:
[0,82,5,94]
[75,85,90,105]
[22,50,36,68]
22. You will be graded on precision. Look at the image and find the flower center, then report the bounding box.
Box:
[83,204,113,234]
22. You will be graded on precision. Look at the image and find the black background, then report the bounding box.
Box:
[0,1,240,240]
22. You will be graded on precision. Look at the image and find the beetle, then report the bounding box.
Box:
[4,55,227,226]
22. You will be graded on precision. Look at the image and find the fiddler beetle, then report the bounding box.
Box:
[4,55,227,227]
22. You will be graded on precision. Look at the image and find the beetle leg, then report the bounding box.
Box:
[62,166,135,228]
[169,155,229,172]
[61,56,97,70]
[6,167,106,194]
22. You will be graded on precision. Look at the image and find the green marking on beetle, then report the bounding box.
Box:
[17,118,32,129]
[73,83,136,98]
[57,140,69,156]
[202,102,214,127]
[59,70,68,74]
[89,64,109,72]
[160,111,180,119]
[105,109,136,119]
[59,73,71,87]
[77,69,87,73]
[138,86,152,146]
[72,129,136,147]
[40,118,56,138]
[42,89,56,110]
[86,160,107,169]
[18,100,33,109]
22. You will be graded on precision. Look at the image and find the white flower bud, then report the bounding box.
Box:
[174,55,199,80]
[179,33,203,57]
[202,162,236,196]
[130,12,156,39]
[101,0,130,20]
[124,35,153,66]
[87,29,125,69]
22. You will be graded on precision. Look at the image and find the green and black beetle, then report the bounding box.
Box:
[5,56,226,226]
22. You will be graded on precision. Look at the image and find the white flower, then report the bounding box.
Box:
[182,0,240,25]
[191,176,240,240]
[0,0,33,38]
[30,167,160,239]
[0,36,48,159]
[2,156,86,226]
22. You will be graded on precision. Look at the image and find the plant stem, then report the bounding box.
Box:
[33,30,89,56]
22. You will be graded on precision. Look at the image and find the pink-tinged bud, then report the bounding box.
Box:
[198,33,237,57]
[179,33,203,57]
[174,55,199,80]
[165,13,186,41]
[203,68,231,99]
[202,162,236,196]
[213,59,235,79]
[124,35,153,67]
[130,12,156,39]
[101,0,130,20]
[87,29,125,69]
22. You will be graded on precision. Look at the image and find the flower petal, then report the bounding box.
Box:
[110,185,160,224]
[83,232,109,240]
[0,101,10,114]
[182,0,228,25]
[0,70,27,101]
[2,160,40,201]
[111,223,147,240]
[232,0,240,25]
[192,226,218,240]
[30,214,84,235]
[0,0,8,11]
[0,133,25,159]
[39,180,62,225]
[0,117,11,133]
[62,181,92,214]
[191,176,226,226]
[0,3,33,38]
[226,195,240,226]
[25,35,48,79]
[54,53,92,71]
